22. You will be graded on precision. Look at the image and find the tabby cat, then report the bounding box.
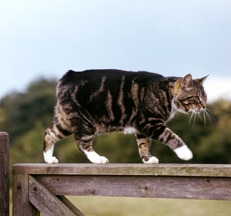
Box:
[43,69,208,164]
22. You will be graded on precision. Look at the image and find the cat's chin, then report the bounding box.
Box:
[171,101,187,114]
[191,109,204,114]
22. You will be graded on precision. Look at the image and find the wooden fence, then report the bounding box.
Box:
[12,163,231,216]
[1,131,231,216]
[0,132,9,216]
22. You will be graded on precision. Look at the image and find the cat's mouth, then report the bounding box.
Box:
[190,108,205,114]
[190,105,207,114]
[188,108,215,126]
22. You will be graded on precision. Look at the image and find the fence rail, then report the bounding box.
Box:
[12,163,231,216]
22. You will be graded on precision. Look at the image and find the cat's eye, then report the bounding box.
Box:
[183,100,190,105]
[194,96,199,101]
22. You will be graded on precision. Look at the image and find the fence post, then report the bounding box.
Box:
[0,132,9,216]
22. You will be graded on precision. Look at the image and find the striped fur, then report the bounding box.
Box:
[43,69,208,164]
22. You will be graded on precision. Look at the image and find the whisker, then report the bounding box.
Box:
[206,108,216,124]
[192,112,197,129]
[204,109,216,127]
[206,109,216,123]
[188,112,196,130]
[198,112,202,121]
[203,110,206,127]
[188,112,194,124]
[188,108,215,129]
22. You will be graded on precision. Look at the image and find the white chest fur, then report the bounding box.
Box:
[123,127,136,134]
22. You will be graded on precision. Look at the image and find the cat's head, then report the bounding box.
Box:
[173,74,208,114]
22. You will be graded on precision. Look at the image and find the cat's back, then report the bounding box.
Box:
[59,69,165,87]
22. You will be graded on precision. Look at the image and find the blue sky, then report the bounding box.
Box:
[0,0,230,102]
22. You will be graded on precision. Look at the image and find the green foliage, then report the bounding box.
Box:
[0,78,57,140]
[0,78,57,165]
[0,78,231,165]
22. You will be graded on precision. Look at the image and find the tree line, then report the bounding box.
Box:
[0,78,230,166]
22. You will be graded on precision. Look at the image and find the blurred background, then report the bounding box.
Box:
[0,0,230,165]
[1,1,231,215]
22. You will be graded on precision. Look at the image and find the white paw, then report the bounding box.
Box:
[142,156,159,164]
[98,156,109,164]
[46,156,59,164]
[174,145,193,160]
[43,150,59,164]
[84,150,109,164]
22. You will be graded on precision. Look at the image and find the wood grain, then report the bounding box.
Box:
[29,176,84,216]
[36,175,231,200]
[12,174,39,216]
[12,163,231,215]
[12,163,231,177]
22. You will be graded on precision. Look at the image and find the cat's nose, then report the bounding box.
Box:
[201,107,206,112]
[201,101,206,110]
[199,103,206,112]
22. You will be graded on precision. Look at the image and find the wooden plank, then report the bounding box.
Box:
[0,132,9,216]
[29,175,84,216]
[12,163,231,177]
[37,175,231,200]
[12,174,39,216]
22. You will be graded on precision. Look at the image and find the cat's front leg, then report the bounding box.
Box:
[135,133,159,164]
[157,126,193,160]
[173,145,193,160]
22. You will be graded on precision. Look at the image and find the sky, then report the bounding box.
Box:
[0,0,230,103]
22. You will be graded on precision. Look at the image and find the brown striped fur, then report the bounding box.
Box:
[43,69,208,164]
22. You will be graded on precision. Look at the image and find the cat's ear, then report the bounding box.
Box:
[173,74,193,95]
[181,74,193,89]
[196,75,209,85]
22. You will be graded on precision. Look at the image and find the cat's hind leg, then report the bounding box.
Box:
[43,117,72,164]
[83,149,109,164]
[135,133,159,164]
[74,131,109,164]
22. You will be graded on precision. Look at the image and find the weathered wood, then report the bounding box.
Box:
[29,176,84,216]
[13,174,39,216]
[12,163,231,215]
[12,163,231,177]
[36,175,231,200]
[0,132,9,216]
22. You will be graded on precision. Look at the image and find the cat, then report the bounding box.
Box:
[43,69,208,164]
